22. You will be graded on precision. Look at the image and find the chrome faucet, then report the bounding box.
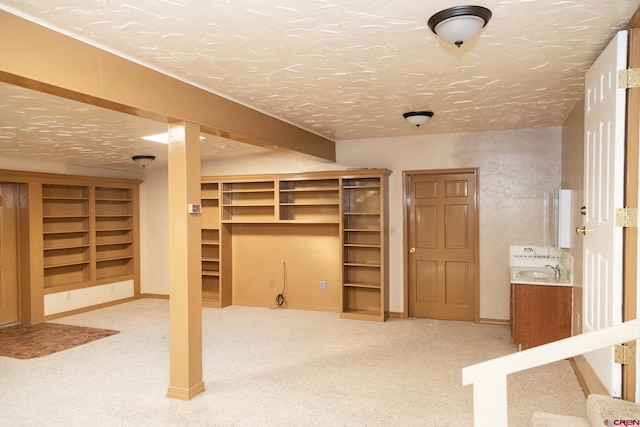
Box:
[543,264,561,280]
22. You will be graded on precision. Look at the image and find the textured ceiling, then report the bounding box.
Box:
[0,82,269,170]
[0,0,639,170]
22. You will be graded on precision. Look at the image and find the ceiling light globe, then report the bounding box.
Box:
[403,111,434,127]
[428,5,492,47]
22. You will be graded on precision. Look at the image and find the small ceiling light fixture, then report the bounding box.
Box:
[132,155,156,168]
[403,111,434,127]
[428,5,492,47]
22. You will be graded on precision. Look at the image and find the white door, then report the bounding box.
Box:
[583,30,627,398]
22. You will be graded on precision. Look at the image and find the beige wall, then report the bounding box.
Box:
[138,126,562,321]
[561,100,585,334]
[0,125,562,321]
[337,127,562,320]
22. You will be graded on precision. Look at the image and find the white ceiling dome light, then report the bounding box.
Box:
[428,5,492,48]
[403,111,434,127]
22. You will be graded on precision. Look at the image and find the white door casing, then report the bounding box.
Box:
[583,30,627,398]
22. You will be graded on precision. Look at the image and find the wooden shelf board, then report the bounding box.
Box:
[221,219,278,224]
[202,272,220,277]
[95,198,132,202]
[340,310,384,321]
[342,185,380,190]
[222,203,275,207]
[44,280,88,291]
[202,257,219,262]
[343,282,381,289]
[280,188,339,193]
[96,256,133,262]
[44,244,91,251]
[344,262,381,268]
[43,230,90,235]
[222,189,274,194]
[343,228,381,232]
[96,215,133,219]
[96,241,134,247]
[44,260,91,269]
[278,219,340,224]
[280,202,339,206]
[96,227,134,232]
[43,197,90,201]
[201,240,220,245]
[343,212,380,216]
[344,243,381,249]
[43,215,90,219]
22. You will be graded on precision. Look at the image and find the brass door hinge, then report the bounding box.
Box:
[616,207,638,228]
[615,344,636,365]
[619,68,640,88]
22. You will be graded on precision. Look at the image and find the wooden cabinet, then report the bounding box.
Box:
[40,181,139,294]
[511,283,572,350]
[201,169,389,321]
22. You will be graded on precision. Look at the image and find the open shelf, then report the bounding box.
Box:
[340,174,388,321]
[201,180,230,308]
[40,183,138,291]
[200,170,388,320]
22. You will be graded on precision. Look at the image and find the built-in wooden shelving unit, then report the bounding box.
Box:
[95,187,134,281]
[38,180,139,295]
[42,184,91,289]
[202,169,389,321]
[201,181,231,308]
[341,176,388,322]
[278,178,340,222]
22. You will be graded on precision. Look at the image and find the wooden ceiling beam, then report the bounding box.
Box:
[0,11,335,162]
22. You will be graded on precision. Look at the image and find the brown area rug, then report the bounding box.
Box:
[0,323,119,359]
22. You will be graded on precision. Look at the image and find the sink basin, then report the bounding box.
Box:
[519,270,554,279]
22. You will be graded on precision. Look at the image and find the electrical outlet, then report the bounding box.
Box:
[269,280,275,288]
[65,292,71,301]
[110,284,115,292]
[319,280,327,290]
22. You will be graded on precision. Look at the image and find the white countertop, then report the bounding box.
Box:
[511,266,572,287]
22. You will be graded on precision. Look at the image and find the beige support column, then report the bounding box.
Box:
[166,121,205,400]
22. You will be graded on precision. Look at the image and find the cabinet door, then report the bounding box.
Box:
[512,284,572,349]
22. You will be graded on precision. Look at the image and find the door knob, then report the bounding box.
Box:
[409,247,416,253]
[576,226,588,235]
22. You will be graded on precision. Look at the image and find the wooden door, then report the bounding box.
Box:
[582,30,627,398]
[0,184,19,325]
[406,170,478,321]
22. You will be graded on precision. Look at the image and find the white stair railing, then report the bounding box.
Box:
[462,318,640,427]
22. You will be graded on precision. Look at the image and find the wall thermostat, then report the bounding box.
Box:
[188,203,202,214]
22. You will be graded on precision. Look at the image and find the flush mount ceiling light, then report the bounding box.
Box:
[428,5,492,47]
[403,111,434,127]
[132,155,156,168]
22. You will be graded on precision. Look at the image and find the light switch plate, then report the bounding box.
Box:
[188,203,202,214]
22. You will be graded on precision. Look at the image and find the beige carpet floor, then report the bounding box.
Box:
[0,298,587,426]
